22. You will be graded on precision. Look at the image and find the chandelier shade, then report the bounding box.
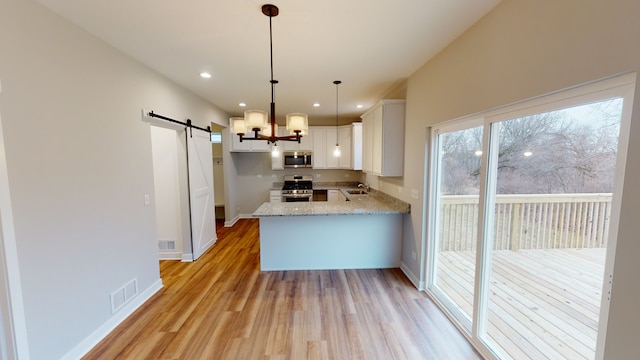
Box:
[286,113,308,134]
[230,117,247,135]
[244,110,268,131]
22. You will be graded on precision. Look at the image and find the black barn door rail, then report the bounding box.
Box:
[146,110,211,137]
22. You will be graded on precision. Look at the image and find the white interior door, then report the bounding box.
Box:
[187,128,216,260]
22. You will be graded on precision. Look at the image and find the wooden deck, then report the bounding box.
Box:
[437,248,605,359]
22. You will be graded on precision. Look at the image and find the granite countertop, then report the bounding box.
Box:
[253,187,410,217]
[311,182,363,190]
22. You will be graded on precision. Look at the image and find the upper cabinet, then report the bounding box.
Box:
[311,127,330,169]
[360,100,405,176]
[351,123,363,171]
[311,126,354,169]
[229,128,270,152]
[338,125,353,169]
[265,124,359,171]
[279,127,313,152]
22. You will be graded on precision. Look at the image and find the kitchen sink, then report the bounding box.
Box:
[347,190,369,195]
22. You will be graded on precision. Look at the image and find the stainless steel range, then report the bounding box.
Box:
[281,175,313,202]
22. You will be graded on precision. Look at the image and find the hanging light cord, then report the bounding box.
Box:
[334,80,341,145]
[268,6,278,142]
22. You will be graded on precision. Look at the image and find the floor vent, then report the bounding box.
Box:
[159,240,176,250]
[110,278,138,314]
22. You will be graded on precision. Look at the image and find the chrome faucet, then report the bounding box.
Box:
[357,183,370,192]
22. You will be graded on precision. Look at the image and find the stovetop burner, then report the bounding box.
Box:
[282,175,313,193]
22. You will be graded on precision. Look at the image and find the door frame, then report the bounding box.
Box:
[143,110,220,262]
[0,97,30,358]
[144,112,195,261]
[150,125,192,261]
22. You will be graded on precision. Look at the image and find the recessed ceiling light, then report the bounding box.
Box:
[313,103,320,107]
[239,102,246,107]
[356,104,364,109]
[200,72,212,79]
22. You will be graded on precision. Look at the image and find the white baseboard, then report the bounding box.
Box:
[239,213,254,219]
[61,278,163,360]
[181,253,194,262]
[400,261,424,290]
[158,251,181,260]
[224,215,240,227]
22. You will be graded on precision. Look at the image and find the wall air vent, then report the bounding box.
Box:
[110,278,138,314]
[159,240,176,250]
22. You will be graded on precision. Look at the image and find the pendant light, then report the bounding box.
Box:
[230,4,308,148]
[333,80,342,157]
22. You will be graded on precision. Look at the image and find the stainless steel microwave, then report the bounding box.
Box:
[283,151,312,168]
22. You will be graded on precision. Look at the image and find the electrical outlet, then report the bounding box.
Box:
[412,251,417,260]
[144,194,150,206]
[411,189,419,199]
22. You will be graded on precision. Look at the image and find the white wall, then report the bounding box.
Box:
[0,0,229,358]
[384,0,640,358]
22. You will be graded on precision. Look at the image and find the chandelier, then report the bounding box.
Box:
[230,4,308,151]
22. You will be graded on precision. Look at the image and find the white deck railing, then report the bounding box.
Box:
[439,193,612,251]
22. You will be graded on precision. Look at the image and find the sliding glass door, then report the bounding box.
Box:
[426,74,635,360]
[430,123,483,331]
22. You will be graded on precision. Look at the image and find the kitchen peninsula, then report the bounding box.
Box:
[253,189,410,271]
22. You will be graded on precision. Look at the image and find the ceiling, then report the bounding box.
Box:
[36,0,501,125]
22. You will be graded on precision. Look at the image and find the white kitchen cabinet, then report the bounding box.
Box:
[351,123,362,170]
[269,190,282,203]
[312,126,353,169]
[360,100,405,176]
[279,127,313,151]
[327,189,340,202]
[362,115,374,172]
[327,189,347,202]
[338,125,352,169]
[229,128,270,152]
[312,127,328,169]
[325,127,339,169]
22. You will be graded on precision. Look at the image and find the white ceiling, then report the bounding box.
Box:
[36,0,501,124]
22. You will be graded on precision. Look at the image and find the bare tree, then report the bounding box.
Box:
[438,98,622,195]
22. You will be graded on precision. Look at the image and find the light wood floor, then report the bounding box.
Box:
[83,219,480,360]
[438,248,605,359]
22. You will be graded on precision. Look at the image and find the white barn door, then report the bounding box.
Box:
[187,128,216,260]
